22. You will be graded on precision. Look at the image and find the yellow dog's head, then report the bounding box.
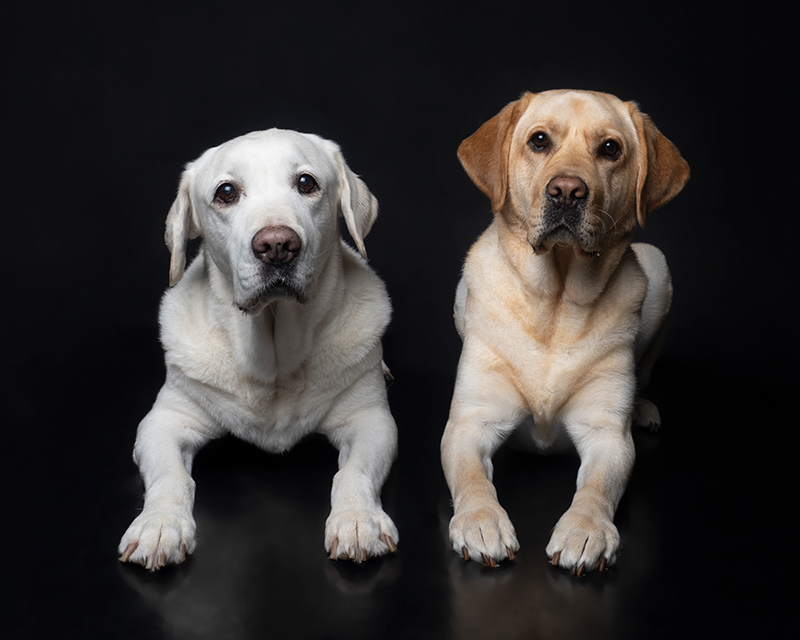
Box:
[458,90,689,256]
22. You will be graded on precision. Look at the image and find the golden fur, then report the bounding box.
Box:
[441,90,689,574]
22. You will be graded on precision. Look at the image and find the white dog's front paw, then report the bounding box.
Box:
[119,508,197,571]
[449,503,519,567]
[546,507,619,576]
[325,508,398,563]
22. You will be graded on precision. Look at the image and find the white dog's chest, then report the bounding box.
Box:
[174,362,343,451]
[160,253,389,452]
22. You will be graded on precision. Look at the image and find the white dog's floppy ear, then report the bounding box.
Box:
[164,164,201,286]
[629,103,690,227]
[334,150,378,260]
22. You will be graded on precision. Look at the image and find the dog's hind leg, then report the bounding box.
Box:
[631,243,672,430]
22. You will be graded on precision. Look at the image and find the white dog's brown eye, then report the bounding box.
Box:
[600,140,621,159]
[214,182,239,204]
[297,173,318,194]
[529,132,549,151]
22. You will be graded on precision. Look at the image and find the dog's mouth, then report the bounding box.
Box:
[542,224,578,245]
[237,282,307,313]
[530,223,600,258]
[235,265,308,313]
[261,279,307,302]
[529,198,603,258]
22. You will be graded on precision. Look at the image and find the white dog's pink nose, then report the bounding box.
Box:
[252,226,301,265]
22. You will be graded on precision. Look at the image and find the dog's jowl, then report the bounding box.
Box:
[441,90,689,574]
[119,130,398,570]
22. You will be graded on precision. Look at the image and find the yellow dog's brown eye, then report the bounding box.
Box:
[529,132,549,151]
[297,173,318,194]
[214,182,239,204]
[600,140,621,159]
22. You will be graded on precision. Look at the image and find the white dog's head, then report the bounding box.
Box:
[164,129,377,313]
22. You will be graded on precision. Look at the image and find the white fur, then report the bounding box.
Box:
[119,129,398,570]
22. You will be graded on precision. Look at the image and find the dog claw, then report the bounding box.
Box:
[576,562,586,577]
[380,532,397,553]
[506,546,515,561]
[462,546,470,562]
[599,557,608,572]
[329,538,370,563]
[550,550,561,566]
[120,542,138,563]
[481,553,498,568]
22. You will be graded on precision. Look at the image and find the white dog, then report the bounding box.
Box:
[441,90,689,575]
[119,129,399,570]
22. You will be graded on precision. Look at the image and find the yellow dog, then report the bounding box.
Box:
[441,90,689,574]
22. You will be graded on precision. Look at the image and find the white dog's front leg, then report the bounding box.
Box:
[323,406,398,562]
[119,389,212,570]
[546,420,635,575]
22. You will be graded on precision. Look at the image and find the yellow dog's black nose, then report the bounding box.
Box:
[546,175,588,206]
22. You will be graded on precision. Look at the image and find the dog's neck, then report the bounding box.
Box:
[208,243,346,386]
[496,219,632,307]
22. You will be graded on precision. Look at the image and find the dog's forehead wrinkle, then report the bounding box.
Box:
[203,131,337,187]
[521,93,632,145]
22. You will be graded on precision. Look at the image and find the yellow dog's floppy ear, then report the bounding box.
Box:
[629,104,690,226]
[457,93,532,214]
[334,149,378,260]
[164,164,201,286]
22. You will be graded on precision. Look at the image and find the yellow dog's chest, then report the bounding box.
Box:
[472,286,640,434]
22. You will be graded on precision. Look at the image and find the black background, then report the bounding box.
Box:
[5,2,795,639]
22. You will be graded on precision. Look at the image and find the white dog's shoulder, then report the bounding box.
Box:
[158,250,239,390]
[333,244,392,343]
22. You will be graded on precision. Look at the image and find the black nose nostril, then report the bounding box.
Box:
[252,226,302,265]
[547,176,588,205]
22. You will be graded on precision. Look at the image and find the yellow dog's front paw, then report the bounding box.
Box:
[546,507,619,576]
[449,504,519,567]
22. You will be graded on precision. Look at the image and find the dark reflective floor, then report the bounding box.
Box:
[9,353,790,639]
[5,1,793,636]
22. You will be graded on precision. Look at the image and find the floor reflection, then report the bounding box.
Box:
[118,435,403,639]
[115,392,665,640]
[439,439,660,640]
